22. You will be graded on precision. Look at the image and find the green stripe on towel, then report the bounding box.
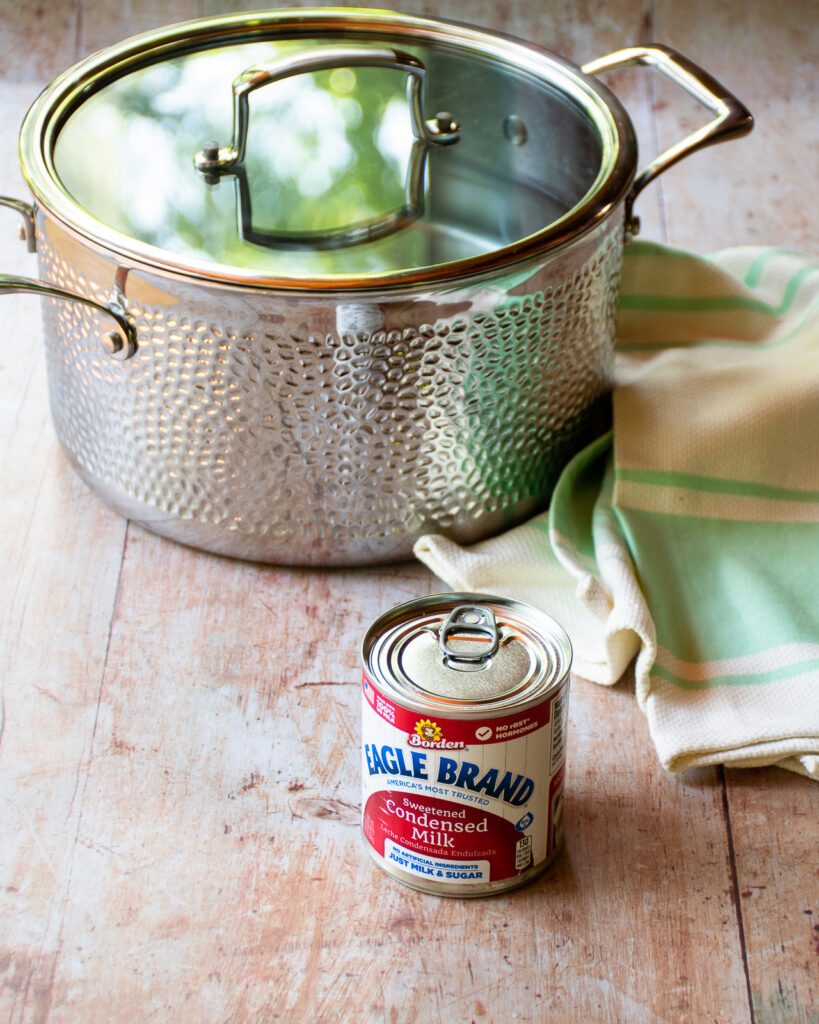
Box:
[615,509,819,666]
[617,291,819,352]
[619,265,817,317]
[652,657,819,691]
[743,247,819,287]
[615,468,819,504]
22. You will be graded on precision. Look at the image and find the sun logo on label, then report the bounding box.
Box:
[414,719,442,743]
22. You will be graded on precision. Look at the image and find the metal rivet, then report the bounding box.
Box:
[202,140,220,162]
[424,111,460,144]
[432,111,459,136]
[503,115,528,145]
[101,331,124,358]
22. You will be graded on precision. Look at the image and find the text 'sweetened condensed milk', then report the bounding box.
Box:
[361,593,572,897]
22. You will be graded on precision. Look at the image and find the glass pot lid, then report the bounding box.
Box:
[20,8,636,291]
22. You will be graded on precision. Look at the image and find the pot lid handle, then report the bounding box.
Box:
[193,46,460,250]
[582,44,752,234]
[194,45,460,174]
[224,140,433,251]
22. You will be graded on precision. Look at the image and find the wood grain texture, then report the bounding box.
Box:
[0,4,124,1021]
[726,770,819,1024]
[652,0,819,253]
[29,535,752,1023]
[79,0,201,53]
[0,0,816,1022]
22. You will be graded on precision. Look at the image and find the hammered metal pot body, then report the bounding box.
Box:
[36,211,623,565]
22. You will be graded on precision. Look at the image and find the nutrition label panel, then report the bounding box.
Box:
[550,688,568,773]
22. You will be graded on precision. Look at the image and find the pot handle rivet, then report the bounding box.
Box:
[101,331,124,358]
[427,111,460,140]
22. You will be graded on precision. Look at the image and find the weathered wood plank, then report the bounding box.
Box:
[78,0,201,55]
[198,0,653,54]
[725,770,818,1024]
[652,0,819,254]
[41,533,751,1023]
[0,3,129,1023]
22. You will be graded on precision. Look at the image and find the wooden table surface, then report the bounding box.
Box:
[1,1,817,1022]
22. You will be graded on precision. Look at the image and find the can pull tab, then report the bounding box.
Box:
[439,605,499,668]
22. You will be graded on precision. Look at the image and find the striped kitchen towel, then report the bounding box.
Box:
[415,242,819,779]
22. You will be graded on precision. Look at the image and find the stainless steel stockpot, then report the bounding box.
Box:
[0,10,751,565]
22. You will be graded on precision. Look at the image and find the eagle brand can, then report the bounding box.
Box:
[361,593,572,896]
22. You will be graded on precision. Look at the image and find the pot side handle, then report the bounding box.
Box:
[0,197,137,361]
[0,274,137,360]
[0,197,137,362]
[0,195,36,252]
[582,44,753,232]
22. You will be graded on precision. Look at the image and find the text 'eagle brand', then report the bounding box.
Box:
[364,743,535,806]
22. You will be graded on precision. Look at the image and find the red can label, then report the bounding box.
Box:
[362,673,569,888]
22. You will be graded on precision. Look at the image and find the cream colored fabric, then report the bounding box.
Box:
[415,243,819,779]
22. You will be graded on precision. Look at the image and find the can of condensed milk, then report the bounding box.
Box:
[361,593,572,897]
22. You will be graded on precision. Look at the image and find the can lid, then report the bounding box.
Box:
[364,592,571,715]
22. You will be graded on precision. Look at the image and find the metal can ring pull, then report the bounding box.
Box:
[439,605,499,668]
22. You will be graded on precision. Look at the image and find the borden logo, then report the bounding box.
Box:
[408,718,465,749]
[414,719,442,743]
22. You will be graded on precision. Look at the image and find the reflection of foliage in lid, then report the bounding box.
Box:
[53,42,434,274]
[242,65,411,237]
